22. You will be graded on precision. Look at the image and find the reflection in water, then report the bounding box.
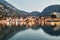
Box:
[51,22,60,30]
[0,20,60,30]
[0,20,59,26]
[0,19,60,40]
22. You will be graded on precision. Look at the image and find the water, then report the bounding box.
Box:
[8,29,60,40]
[0,22,60,40]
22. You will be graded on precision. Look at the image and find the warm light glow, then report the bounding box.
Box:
[0,17,60,28]
[51,22,55,26]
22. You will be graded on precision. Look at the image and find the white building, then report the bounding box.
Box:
[52,12,60,18]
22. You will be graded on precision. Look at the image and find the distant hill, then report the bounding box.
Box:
[41,5,60,16]
[31,5,60,17]
[31,11,41,16]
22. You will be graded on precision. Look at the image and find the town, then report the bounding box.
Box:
[0,16,60,26]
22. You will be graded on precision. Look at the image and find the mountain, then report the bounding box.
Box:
[0,0,60,17]
[0,0,30,17]
[31,5,60,17]
[41,5,60,17]
[0,0,16,10]
[31,11,41,16]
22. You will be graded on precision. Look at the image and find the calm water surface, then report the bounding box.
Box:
[0,21,60,40]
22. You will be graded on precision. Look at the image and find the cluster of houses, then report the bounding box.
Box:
[0,12,60,22]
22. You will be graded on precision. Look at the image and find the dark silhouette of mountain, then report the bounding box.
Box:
[41,5,60,16]
[31,11,41,16]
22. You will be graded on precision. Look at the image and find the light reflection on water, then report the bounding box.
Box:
[0,20,60,40]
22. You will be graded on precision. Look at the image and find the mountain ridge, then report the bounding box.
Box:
[0,0,60,17]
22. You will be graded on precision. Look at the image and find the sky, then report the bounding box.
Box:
[5,0,60,12]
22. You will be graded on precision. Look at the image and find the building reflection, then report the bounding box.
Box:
[0,19,60,30]
[0,18,60,40]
